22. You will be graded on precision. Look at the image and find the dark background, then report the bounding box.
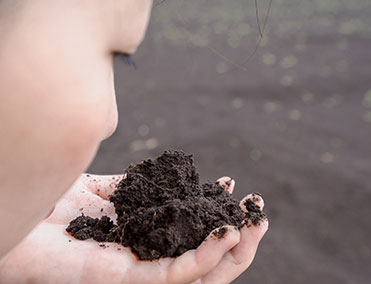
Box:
[88,0,371,283]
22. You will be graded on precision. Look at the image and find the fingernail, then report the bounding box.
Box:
[249,193,264,208]
[210,225,239,241]
[225,178,234,187]
[212,227,229,240]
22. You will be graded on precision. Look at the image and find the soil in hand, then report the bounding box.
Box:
[66,150,265,260]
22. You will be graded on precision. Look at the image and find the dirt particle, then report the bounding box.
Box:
[212,227,228,239]
[243,199,266,226]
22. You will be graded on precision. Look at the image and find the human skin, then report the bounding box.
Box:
[0,0,152,257]
[0,0,268,283]
[0,175,268,284]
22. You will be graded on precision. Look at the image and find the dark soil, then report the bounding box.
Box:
[66,215,114,242]
[244,199,265,226]
[67,150,265,260]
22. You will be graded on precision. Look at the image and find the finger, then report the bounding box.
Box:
[200,194,268,284]
[200,221,268,284]
[82,173,124,200]
[164,225,240,284]
[217,177,235,194]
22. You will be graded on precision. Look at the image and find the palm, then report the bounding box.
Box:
[0,174,267,284]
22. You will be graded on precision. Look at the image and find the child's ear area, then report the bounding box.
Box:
[106,0,153,55]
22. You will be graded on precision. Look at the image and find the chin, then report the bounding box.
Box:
[102,111,118,140]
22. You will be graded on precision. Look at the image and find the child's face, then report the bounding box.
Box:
[1,0,153,140]
[0,1,153,255]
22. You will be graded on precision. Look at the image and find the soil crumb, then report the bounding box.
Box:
[212,227,230,239]
[243,198,266,226]
[66,215,114,242]
[66,150,266,260]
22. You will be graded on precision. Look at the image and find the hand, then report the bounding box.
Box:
[0,174,268,284]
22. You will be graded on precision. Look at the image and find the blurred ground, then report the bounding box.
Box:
[88,0,371,283]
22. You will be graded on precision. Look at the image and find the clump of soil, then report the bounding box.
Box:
[243,196,266,226]
[66,150,265,260]
[66,215,114,242]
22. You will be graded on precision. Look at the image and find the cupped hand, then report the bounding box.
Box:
[0,174,268,284]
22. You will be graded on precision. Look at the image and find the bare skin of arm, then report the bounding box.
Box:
[0,1,268,283]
